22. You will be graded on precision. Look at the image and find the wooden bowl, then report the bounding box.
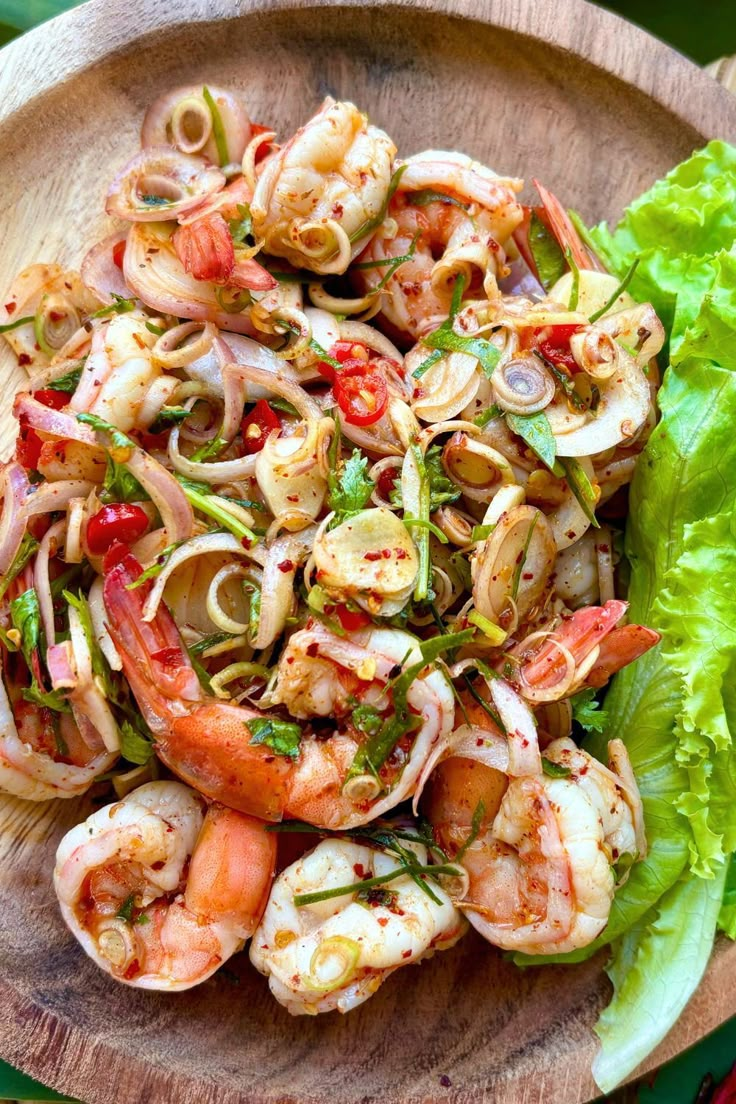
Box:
[1,2,735,1102]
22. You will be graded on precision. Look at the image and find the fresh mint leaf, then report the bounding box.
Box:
[247,717,301,759]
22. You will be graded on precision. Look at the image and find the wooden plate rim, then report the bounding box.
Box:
[1,0,735,1101]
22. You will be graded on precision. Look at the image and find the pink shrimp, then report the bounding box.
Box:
[103,553,454,829]
[54,780,276,990]
[172,178,277,291]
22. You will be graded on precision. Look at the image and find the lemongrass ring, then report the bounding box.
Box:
[308,282,378,316]
[206,563,253,634]
[152,321,218,370]
[369,457,402,509]
[338,322,402,363]
[241,129,276,192]
[210,661,269,700]
[200,633,249,658]
[170,94,213,154]
[142,532,253,622]
[416,420,482,453]
[518,639,576,703]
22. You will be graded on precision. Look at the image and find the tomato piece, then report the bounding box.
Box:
[334,364,388,426]
[112,240,126,270]
[16,427,43,470]
[33,389,69,410]
[87,504,149,556]
[241,399,281,455]
[533,323,583,374]
[335,604,372,632]
[250,123,275,164]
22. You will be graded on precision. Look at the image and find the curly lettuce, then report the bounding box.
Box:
[514,142,736,1087]
[579,141,736,1089]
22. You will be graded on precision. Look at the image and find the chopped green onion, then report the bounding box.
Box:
[588,259,640,323]
[542,758,572,778]
[455,799,486,861]
[510,512,539,602]
[125,540,188,590]
[403,516,448,543]
[0,314,34,334]
[565,247,581,311]
[202,85,229,166]
[408,189,469,211]
[89,294,136,320]
[293,862,461,907]
[179,484,257,545]
[145,321,167,336]
[467,609,507,646]
[349,164,407,244]
[557,457,600,528]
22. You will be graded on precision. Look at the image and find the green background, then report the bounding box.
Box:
[0,0,734,1101]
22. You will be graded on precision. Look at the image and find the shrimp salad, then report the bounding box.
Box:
[1,90,667,1024]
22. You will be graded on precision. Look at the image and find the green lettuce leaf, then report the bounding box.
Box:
[592,861,727,1093]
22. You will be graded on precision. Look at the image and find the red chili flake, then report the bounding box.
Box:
[48,310,64,323]
[353,864,367,878]
[306,643,319,658]
[381,548,391,559]
[18,353,32,366]
[401,950,412,959]
[277,559,295,573]
[522,572,534,580]
[597,543,610,553]
[377,917,389,928]
[363,550,382,561]
[286,494,299,503]
[439,1075,452,1088]
[332,202,344,218]
[241,536,253,550]
[395,548,408,560]
[4,302,16,314]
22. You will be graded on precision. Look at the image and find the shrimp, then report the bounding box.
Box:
[102,553,454,828]
[54,780,276,990]
[425,682,641,955]
[251,98,396,275]
[510,600,660,701]
[250,831,465,1015]
[69,311,160,431]
[0,651,117,801]
[172,177,277,291]
[354,152,523,343]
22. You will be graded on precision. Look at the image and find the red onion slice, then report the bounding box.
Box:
[80,231,133,304]
[125,448,194,544]
[142,85,252,166]
[13,393,97,445]
[0,463,31,574]
[123,222,258,335]
[106,146,226,223]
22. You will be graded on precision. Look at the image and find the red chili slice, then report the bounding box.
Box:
[87,503,149,556]
[241,399,281,455]
[112,240,126,270]
[335,604,372,631]
[534,323,584,374]
[315,341,369,383]
[334,363,388,426]
[33,389,69,410]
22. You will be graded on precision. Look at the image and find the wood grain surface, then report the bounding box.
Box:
[1,2,736,1102]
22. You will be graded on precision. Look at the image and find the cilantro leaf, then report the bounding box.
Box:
[527,210,567,291]
[45,363,84,394]
[229,203,253,245]
[148,407,190,434]
[100,454,149,505]
[328,448,375,526]
[506,411,557,472]
[424,444,461,510]
[120,718,155,765]
[76,412,135,456]
[247,717,301,759]
[571,687,608,735]
[542,758,572,778]
[0,533,39,600]
[88,293,136,320]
